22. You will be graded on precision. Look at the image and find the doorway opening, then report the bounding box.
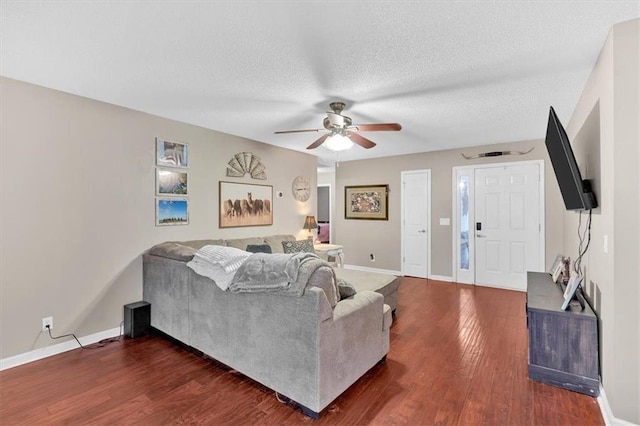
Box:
[317,184,331,243]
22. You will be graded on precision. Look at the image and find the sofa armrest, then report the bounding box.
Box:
[317,290,388,410]
[331,290,384,322]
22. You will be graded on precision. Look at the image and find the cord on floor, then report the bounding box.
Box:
[45,321,124,349]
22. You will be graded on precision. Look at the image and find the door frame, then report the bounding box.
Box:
[451,160,545,285]
[317,183,332,244]
[401,169,432,278]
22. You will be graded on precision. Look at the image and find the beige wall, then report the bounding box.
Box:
[334,140,565,275]
[564,19,639,423]
[0,77,317,360]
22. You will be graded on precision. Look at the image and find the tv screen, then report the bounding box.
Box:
[545,107,597,210]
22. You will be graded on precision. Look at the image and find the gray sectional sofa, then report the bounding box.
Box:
[142,234,398,417]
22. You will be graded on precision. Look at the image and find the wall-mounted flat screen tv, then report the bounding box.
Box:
[545,106,597,211]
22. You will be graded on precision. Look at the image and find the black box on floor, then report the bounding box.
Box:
[124,301,150,338]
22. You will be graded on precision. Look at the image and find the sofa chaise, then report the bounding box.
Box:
[142,235,397,417]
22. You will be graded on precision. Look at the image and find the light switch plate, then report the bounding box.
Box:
[439,218,450,226]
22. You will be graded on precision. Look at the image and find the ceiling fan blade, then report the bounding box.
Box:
[351,123,402,132]
[307,134,330,149]
[347,131,376,149]
[274,128,323,134]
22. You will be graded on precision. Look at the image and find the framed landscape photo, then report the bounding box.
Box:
[345,184,389,220]
[156,198,189,226]
[219,181,273,228]
[156,138,188,168]
[156,169,188,196]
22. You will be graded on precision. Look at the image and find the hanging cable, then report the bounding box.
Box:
[574,209,592,275]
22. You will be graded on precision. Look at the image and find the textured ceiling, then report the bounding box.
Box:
[1,1,638,167]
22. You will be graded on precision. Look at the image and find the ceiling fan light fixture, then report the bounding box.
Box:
[323,133,353,151]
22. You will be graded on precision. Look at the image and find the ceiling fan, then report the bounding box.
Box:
[274,102,402,150]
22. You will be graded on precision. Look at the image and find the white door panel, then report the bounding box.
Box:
[475,163,540,290]
[402,170,430,278]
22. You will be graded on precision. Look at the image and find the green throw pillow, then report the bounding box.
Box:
[282,239,314,253]
[246,244,272,254]
[337,278,357,300]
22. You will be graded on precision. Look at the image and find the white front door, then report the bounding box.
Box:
[474,163,541,290]
[401,170,431,278]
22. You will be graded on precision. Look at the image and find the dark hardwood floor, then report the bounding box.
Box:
[0,277,603,425]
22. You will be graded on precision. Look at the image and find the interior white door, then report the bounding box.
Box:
[402,170,430,278]
[475,163,540,290]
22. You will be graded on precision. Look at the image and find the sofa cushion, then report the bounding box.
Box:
[225,237,265,251]
[282,239,314,254]
[333,268,399,299]
[177,239,225,250]
[148,242,197,262]
[246,244,272,254]
[265,234,295,254]
[148,239,225,262]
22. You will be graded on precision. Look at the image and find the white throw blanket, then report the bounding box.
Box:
[186,245,252,290]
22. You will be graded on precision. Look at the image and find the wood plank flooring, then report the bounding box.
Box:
[0,277,603,425]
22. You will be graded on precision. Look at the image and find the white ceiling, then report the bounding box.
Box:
[1,2,638,167]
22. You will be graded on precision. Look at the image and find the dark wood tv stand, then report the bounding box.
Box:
[526,271,599,396]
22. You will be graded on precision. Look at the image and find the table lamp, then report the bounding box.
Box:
[303,215,318,240]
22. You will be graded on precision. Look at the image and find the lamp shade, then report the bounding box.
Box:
[323,134,353,151]
[303,215,318,231]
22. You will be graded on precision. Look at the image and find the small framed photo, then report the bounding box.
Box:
[345,184,389,220]
[156,198,189,226]
[561,275,584,310]
[156,169,188,196]
[156,138,188,168]
[551,261,563,283]
[549,254,563,275]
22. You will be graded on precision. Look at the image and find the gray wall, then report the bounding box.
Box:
[334,139,565,275]
[563,19,639,423]
[0,77,318,360]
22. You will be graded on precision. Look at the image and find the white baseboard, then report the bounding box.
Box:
[428,274,453,282]
[0,326,122,371]
[343,264,402,275]
[598,384,639,426]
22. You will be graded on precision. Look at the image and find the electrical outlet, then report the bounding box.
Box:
[42,316,53,331]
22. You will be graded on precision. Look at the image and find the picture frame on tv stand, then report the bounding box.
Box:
[549,254,563,275]
[551,261,563,283]
[561,275,584,311]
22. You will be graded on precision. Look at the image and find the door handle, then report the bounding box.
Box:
[476,233,486,238]
[418,229,426,233]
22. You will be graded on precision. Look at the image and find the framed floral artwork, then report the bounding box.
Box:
[345,184,389,220]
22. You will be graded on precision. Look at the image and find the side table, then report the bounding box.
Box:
[314,243,344,268]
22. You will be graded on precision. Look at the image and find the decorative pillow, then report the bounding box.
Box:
[337,278,357,300]
[264,234,295,254]
[282,239,315,254]
[246,244,272,254]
